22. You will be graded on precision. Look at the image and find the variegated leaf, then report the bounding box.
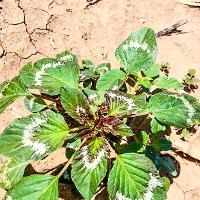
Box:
[71,137,108,200]
[149,92,200,128]
[24,95,47,113]
[20,58,79,96]
[0,76,28,114]
[96,69,126,92]
[96,63,111,75]
[106,91,147,116]
[0,111,70,160]
[116,28,157,73]
[56,50,78,64]
[107,153,166,200]
[0,157,29,189]
[61,87,94,125]
[80,60,96,81]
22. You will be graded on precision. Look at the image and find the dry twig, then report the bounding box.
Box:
[85,0,102,9]
[156,20,188,37]
[180,0,200,7]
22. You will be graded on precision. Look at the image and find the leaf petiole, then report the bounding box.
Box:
[57,138,87,178]
[69,126,89,133]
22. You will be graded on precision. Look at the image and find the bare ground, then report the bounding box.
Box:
[0,0,200,199]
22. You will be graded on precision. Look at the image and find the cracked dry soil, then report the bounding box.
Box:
[0,0,200,199]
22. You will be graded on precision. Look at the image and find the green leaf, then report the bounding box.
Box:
[24,96,46,113]
[162,177,170,191]
[5,174,58,200]
[61,87,93,125]
[145,147,161,169]
[106,91,147,116]
[0,76,28,113]
[115,142,142,154]
[188,68,196,77]
[80,62,111,82]
[138,77,152,91]
[149,92,200,128]
[181,128,190,141]
[56,50,78,64]
[107,153,166,200]
[115,28,157,73]
[139,131,149,146]
[150,135,172,152]
[80,60,96,81]
[71,137,108,200]
[66,139,81,159]
[102,117,133,137]
[151,118,166,134]
[0,158,29,189]
[80,69,96,82]
[0,111,70,160]
[82,60,94,67]
[160,156,177,176]
[96,69,126,92]
[133,93,148,113]
[66,139,81,150]
[84,88,104,106]
[144,63,160,77]
[112,123,133,137]
[96,63,111,75]
[20,58,79,95]
[154,76,183,90]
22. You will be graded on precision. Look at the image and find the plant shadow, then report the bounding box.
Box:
[159,153,181,184]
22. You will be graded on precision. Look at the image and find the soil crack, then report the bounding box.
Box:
[85,0,103,9]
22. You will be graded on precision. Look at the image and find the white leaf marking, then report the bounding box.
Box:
[115,191,133,200]
[167,94,195,125]
[129,41,140,48]
[123,41,150,54]
[59,54,74,61]
[34,62,63,86]
[29,97,35,109]
[123,44,129,51]
[0,82,10,98]
[22,117,49,156]
[179,96,195,124]
[112,85,119,90]
[76,106,86,115]
[81,146,105,170]
[88,94,97,101]
[143,173,163,200]
[0,161,11,188]
[98,66,109,72]
[107,92,136,112]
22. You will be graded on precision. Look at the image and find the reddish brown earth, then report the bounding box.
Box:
[0,0,200,199]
